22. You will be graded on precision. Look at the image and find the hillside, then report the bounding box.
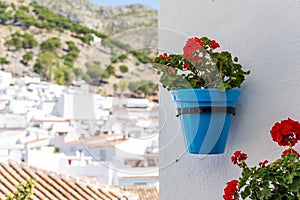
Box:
[32,0,158,52]
[0,0,158,97]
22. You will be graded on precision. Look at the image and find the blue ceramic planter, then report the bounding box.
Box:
[171,88,240,154]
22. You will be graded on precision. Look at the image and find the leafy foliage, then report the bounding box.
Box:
[40,37,61,52]
[0,1,13,24]
[102,38,152,64]
[63,41,80,67]
[5,32,38,50]
[153,36,250,91]
[85,61,111,85]
[34,51,59,81]
[128,80,158,96]
[22,52,33,65]
[119,65,129,73]
[54,65,72,85]
[233,154,300,200]
[224,118,300,200]
[6,179,35,200]
[0,57,10,65]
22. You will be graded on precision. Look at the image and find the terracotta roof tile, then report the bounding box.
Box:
[116,185,159,200]
[0,161,127,200]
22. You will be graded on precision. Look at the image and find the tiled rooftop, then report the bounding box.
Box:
[116,185,159,200]
[0,161,126,200]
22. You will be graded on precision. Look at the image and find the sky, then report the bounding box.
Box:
[89,0,159,10]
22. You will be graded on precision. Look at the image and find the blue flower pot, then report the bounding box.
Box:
[171,88,240,154]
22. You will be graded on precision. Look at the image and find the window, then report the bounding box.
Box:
[99,149,106,161]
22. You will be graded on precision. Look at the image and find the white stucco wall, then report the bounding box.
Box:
[158,0,300,199]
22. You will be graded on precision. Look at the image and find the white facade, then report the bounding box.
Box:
[55,93,112,119]
[159,0,300,199]
[0,71,12,89]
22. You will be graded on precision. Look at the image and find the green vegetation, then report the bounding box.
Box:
[22,33,38,49]
[113,83,118,95]
[54,65,72,85]
[5,32,38,50]
[119,65,129,73]
[0,1,13,24]
[63,41,80,67]
[40,37,61,52]
[128,80,158,97]
[85,62,117,85]
[106,65,115,76]
[102,38,152,64]
[0,57,10,65]
[0,0,155,88]
[34,38,76,85]
[22,52,33,65]
[34,51,59,81]
[85,61,107,85]
[6,179,34,200]
[119,80,128,95]
[0,57,10,70]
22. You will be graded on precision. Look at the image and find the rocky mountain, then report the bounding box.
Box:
[0,0,158,97]
[32,0,158,54]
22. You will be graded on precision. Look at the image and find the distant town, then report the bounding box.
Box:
[0,70,159,199]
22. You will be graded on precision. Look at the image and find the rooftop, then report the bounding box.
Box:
[0,160,127,200]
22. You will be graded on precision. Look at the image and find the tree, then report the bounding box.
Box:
[105,65,115,76]
[119,80,128,96]
[0,57,10,65]
[113,83,118,96]
[85,61,110,85]
[35,51,59,81]
[40,37,61,52]
[54,65,72,85]
[22,33,38,49]
[0,57,10,70]
[22,52,33,65]
[5,32,22,51]
[0,11,13,24]
[128,80,158,97]
[86,61,102,80]
[119,65,129,73]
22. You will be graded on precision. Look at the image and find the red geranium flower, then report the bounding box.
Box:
[209,40,220,49]
[223,180,239,200]
[183,62,190,70]
[259,160,268,167]
[168,67,175,73]
[281,148,300,157]
[159,53,169,60]
[270,118,300,146]
[194,37,203,46]
[183,37,203,59]
[191,54,201,63]
[231,151,247,165]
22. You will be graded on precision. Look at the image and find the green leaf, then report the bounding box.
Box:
[290,176,300,192]
[241,186,250,199]
[256,188,272,199]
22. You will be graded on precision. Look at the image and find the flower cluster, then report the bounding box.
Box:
[270,118,300,146]
[258,159,268,167]
[281,148,300,157]
[223,180,239,200]
[231,151,247,165]
[224,118,300,200]
[153,36,250,91]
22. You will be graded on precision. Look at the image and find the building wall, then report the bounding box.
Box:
[158,0,300,199]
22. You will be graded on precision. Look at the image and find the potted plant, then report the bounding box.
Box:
[224,118,300,199]
[153,36,250,154]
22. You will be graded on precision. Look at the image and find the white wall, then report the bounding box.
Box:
[158,0,300,199]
